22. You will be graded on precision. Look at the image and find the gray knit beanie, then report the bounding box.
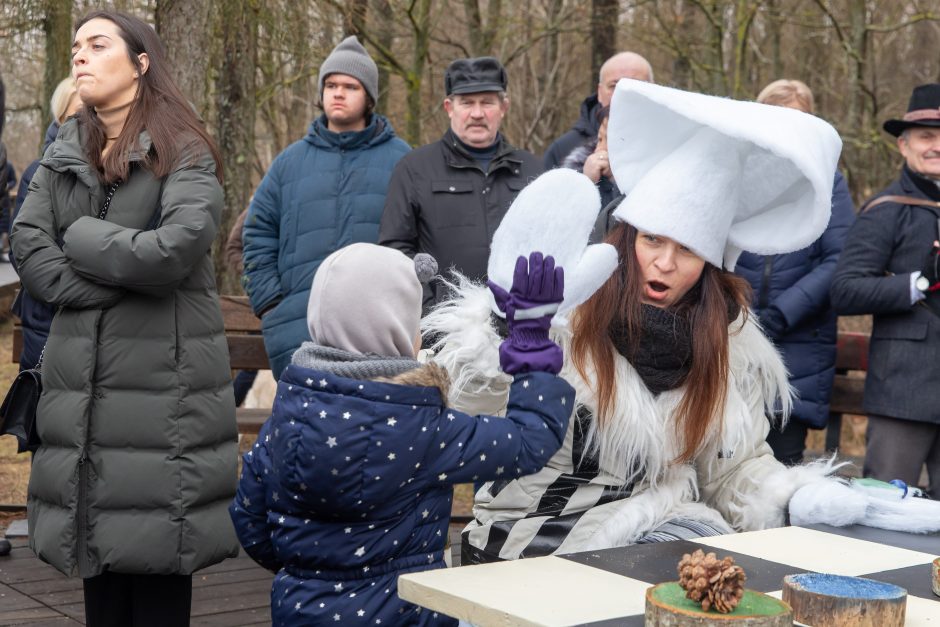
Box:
[318,36,379,104]
[308,244,437,358]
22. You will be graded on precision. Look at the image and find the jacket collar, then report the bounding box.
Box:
[305,113,388,151]
[901,164,940,201]
[40,117,152,190]
[441,127,522,172]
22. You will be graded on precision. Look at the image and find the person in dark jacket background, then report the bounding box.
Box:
[735,79,855,465]
[561,106,619,210]
[230,244,574,626]
[243,36,410,378]
[11,76,80,372]
[379,56,541,311]
[541,51,653,170]
[831,83,940,498]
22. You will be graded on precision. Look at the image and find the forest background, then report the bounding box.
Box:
[1,0,938,512]
[1,0,939,293]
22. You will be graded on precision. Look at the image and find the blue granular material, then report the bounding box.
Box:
[787,573,906,599]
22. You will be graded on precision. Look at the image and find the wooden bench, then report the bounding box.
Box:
[11,303,872,440]
[830,331,868,418]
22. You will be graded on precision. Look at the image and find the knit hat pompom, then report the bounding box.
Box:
[414,253,438,284]
[308,244,422,358]
[318,35,379,104]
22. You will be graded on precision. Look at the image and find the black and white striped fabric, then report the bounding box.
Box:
[461,409,726,564]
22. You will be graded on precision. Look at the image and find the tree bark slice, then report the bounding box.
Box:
[782,573,906,627]
[931,558,939,597]
[645,583,792,626]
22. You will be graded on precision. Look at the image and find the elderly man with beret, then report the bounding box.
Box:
[379,57,542,311]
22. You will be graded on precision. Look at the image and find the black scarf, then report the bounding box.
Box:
[609,304,693,395]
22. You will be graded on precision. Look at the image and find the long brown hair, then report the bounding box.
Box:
[74,11,222,184]
[570,222,751,463]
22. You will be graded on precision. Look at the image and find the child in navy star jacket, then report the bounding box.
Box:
[230,244,574,626]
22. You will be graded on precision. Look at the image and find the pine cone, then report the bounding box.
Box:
[677,549,746,613]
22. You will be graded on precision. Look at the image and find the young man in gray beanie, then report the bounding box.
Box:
[243,36,410,378]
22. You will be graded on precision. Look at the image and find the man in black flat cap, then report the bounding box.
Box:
[379,57,541,311]
[832,83,940,498]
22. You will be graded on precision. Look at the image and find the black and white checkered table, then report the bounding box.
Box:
[399,525,940,626]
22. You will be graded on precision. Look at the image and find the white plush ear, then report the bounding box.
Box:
[554,243,619,325]
[488,169,616,320]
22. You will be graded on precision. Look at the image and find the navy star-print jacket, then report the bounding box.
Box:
[230,364,574,626]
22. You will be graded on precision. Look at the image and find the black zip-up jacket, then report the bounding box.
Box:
[379,128,541,309]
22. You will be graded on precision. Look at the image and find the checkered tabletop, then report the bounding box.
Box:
[398,525,940,626]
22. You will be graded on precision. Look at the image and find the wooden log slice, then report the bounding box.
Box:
[782,573,906,627]
[645,582,792,626]
[932,557,940,597]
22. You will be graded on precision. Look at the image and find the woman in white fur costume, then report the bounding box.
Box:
[424,80,852,564]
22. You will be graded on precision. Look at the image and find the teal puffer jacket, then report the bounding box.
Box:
[242,114,410,377]
[10,118,238,577]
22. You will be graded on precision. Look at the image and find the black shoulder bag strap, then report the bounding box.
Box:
[863,194,940,319]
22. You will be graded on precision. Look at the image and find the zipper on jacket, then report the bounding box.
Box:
[77,448,89,574]
[759,256,774,309]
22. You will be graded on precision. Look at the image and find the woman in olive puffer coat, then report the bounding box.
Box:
[11,10,237,626]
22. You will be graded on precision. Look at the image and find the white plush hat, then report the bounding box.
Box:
[608,80,843,270]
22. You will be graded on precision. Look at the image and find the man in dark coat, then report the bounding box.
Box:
[831,83,940,498]
[379,56,541,310]
[243,36,409,377]
[541,51,653,170]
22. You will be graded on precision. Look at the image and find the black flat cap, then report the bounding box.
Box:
[883,83,940,137]
[444,57,507,96]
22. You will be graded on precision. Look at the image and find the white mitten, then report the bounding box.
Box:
[789,478,940,534]
[488,169,619,326]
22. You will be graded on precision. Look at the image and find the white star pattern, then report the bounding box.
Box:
[320,379,328,387]
[421,426,427,432]
[278,516,285,524]
[335,583,343,592]
[387,417,397,426]
[272,492,279,502]
[538,395,544,401]
[561,397,566,405]
[326,437,337,448]
[421,509,429,518]
[334,614,341,621]
[242,496,250,507]
[295,602,301,610]
[388,453,396,460]
[439,442,446,449]
[319,410,327,418]
[344,527,352,534]
[331,468,339,476]
[354,546,365,557]
[480,453,486,461]
[343,412,351,420]
[447,413,455,421]
[496,466,504,475]
[305,378,313,385]
[357,610,365,617]
[438,473,447,481]
[523,380,529,388]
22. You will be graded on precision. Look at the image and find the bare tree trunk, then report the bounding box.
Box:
[373,0,394,113]
[213,0,259,294]
[155,0,212,116]
[41,0,72,130]
[591,0,618,84]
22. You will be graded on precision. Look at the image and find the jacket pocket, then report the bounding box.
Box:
[871,320,928,341]
[431,180,474,195]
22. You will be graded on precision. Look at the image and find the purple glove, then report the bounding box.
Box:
[487,252,564,375]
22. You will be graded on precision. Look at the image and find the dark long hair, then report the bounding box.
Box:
[570,222,751,463]
[75,11,222,184]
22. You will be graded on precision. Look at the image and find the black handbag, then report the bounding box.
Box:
[0,350,43,453]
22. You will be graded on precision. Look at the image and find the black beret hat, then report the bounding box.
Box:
[444,57,507,96]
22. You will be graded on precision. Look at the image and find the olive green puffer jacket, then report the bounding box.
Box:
[10,118,238,577]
